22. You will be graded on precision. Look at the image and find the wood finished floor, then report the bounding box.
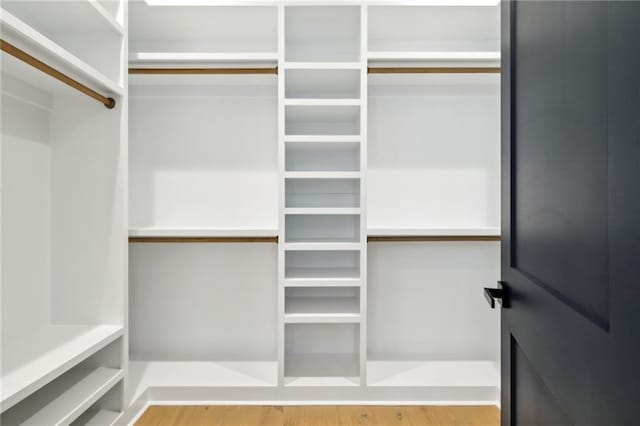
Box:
[135,405,500,426]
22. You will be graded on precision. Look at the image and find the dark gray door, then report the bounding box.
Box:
[499,1,640,424]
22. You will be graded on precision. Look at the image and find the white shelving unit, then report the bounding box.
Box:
[279,4,367,388]
[1,0,127,423]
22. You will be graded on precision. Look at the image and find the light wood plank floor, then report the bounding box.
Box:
[136,405,500,426]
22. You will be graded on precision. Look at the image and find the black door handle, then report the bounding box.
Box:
[484,281,507,309]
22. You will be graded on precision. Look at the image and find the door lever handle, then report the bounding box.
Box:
[484,281,507,309]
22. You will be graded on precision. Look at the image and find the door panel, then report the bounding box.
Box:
[501,1,640,425]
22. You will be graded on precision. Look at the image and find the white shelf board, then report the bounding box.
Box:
[368,51,501,67]
[284,242,362,251]
[284,277,361,288]
[284,354,360,387]
[367,227,501,237]
[284,135,360,143]
[129,227,278,238]
[367,360,499,388]
[2,367,123,425]
[129,51,278,66]
[285,171,361,179]
[284,99,361,107]
[285,267,360,281]
[285,297,360,323]
[129,361,277,402]
[1,325,123,411]
[2,0,123,37]
[72,408,120,425]
[285,208,361,215]
[0,9,123,96]
[284,62,361,70]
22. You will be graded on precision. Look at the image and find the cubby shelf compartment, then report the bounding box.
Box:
[1,325,123,411]
[285,6,361,64]
[0,9,124,96]
[285,214,360,244]
[284,355,361,387]
[286,142,360,173]
[285,105,361,136]
[284,251,360,283]
[285,287,360,324]
[1,367,123,425]
[285,323,360,387]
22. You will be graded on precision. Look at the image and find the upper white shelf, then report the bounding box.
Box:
[129,52,278,67]
[368,51,500,67]
[129,227,278,238]
[284,99,361,107]
[1,0,123,37]
[0,9,124,96]
[1,325,123,411]
[368,227,501,237]
[284,135,360,143]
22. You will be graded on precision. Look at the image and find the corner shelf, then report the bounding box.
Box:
[1,325,123,411]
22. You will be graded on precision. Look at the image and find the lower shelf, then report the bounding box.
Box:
[1,367,123,425]
[367,360,499,388]
[284,354,360,387]
[1,325,124,410]
[129,361,278,402]
[71,408,120,425]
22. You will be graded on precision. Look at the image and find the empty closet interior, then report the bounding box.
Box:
[1,0,126,424]
[1,1,501,424]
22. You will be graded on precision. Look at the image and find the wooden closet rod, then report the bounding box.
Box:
[0,39,116,109]
[129,67,278,75]
[368,67,501,74]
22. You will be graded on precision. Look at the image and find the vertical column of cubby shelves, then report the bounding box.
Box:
[278,5,366,387]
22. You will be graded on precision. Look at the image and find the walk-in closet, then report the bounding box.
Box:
[1,1,501,424]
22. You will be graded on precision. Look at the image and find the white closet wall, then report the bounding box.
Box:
[1,0,127,424]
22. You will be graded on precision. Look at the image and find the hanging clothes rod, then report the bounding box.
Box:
[367,235,501,242]
[368,67,501,74]
[129,67,278,75]
[0,39,116,109]
[129,236,279,243]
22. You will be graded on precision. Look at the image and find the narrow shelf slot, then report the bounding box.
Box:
[286,178,360,208]
[285,6,361,63]
[285,68,360,99]
[285,105,361,136]
[285,214,360,244]
[285,251,360,280]
[285,287,360,324]
[286,142,360,172]
[285,323,360,385]
[1,367,123,425]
